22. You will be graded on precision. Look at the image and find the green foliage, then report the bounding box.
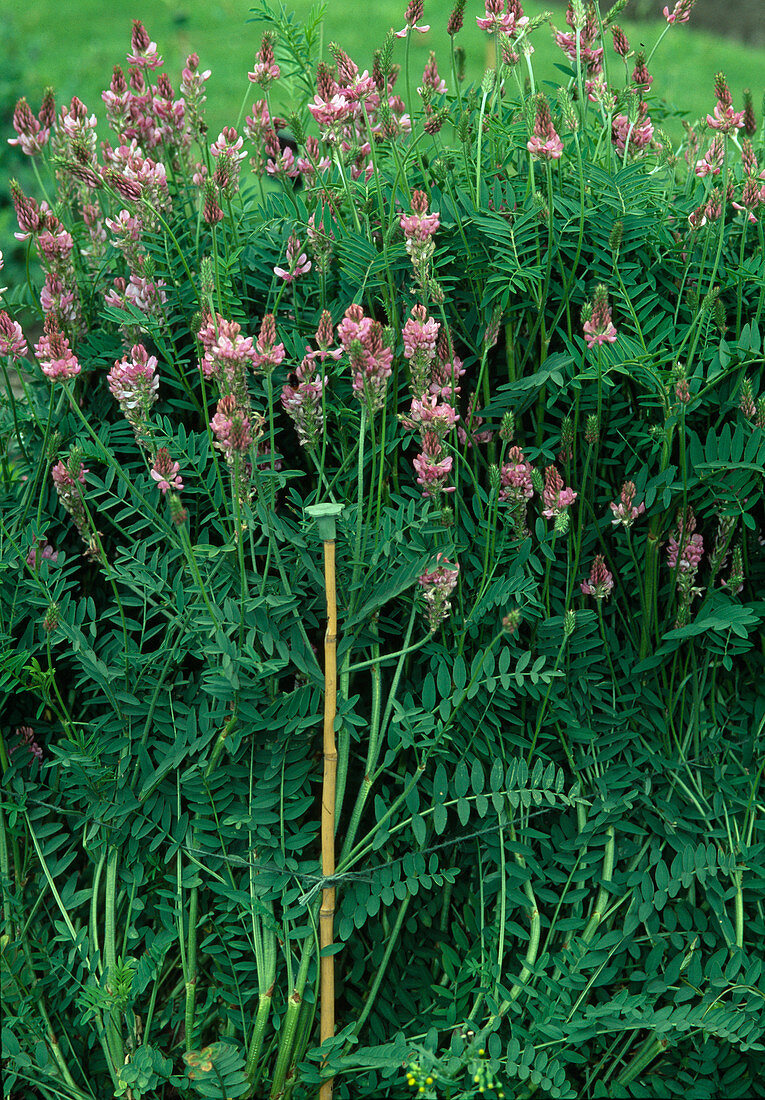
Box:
[1,3,765,1100]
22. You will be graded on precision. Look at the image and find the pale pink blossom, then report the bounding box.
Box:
[127,20,163,70]
[108,344,159,428]
[413,431,454,497]
[274,236,312,283]
[418,554,459,631]
[252,313,286,374]
[583,286,618,348]
[663,0,695,24]
[395,0,430,37]
[0,312,27,359]
[35,327,80,380]
[581,554,614,600]
[402,393,459,436]
[151,448,183,494]
[527,95,563,161]
[403,304,440,361]
[612,104,654,157]
[542,465,577,518]
[695,136,724,177]
[477,0,526,35]
[609,482,645,527]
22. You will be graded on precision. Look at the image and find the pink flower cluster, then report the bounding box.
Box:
[13,726,43,763]
[583,286,618,349]
[707,72,745,134]
[395,0,430,38]
[542,465,577,519]
[281,312,339,449]
[8,94,53,157]
[555,5,604,77]
[695,135,724,178]
[211,127,247,198]
[418,555,460,632]
[609,481,645,528]
[0,311,27,360]
[338,304,393,413]
[253,313,286,375]
[663,0,695,24]
[51,459,101,559]
[151,448,183,495]
[26,540,59,568]
[248,32,280,88]
[667,507,704,625]
[35,321,80,381]
[274,236,312,283]
[581,554,614,600]
[527,95,563,161]
[499,446,534,538]
[108,343,159,441]
[612,102,654,158]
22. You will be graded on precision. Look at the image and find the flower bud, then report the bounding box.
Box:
[585,414,599,446]
[43,602,60,632]
[168,492,187,527]
[489,464,501,492]
[531,467,544,494]
[554,510,570,535]
[563,609,576,638]
[500,411,515,443]
[502,609,521,634]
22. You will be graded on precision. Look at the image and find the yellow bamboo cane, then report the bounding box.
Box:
[306,503,344,1100]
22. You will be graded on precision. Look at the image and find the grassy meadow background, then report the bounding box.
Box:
[2,0,764,311]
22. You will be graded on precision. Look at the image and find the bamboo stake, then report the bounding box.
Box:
[306,503,344,1100]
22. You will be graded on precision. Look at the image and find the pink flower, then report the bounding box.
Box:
[8,97,50,157]
[0,312,27,359]
[695,135,724,178]
[402,304,440,362]
[151,448,183,494]
[413,431,454,497]
[248,32,280,87]
[13,726,43,762]
[527,95,563,161]
[395,0,430,37]
[707,73,744,134]
[667,507,704,572]
[402,393,459,436]
[400,189,440,241]
[281,355,326,449]
[583,285,618,348]
[542,465,577,518]
[612,103,654,157]
[26,540,59,568]
[253,313,286,374]
[663,0,695,24]
[581,554,614,600]
[274,235,312,283]
[418,554,459,631]
[211,395,253,461]
[500,447,534,503]
[35,326,80,380]
[477,0,527,35]
[108,344,159,414]
[127,20,163,70]
[339,304,393,412]
[609,481,645,527]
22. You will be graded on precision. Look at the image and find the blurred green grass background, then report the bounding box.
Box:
[6,0,764,141]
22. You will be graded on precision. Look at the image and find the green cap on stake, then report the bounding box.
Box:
[305,502,344,541]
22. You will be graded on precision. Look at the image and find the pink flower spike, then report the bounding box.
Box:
[0,312,28,359]
[581,554,614,600]
[542,464,577,519]
[35,324,80,381]
[663,0,695,25]
[609,481,645,528]
[527,94,563,161]
[583,285,618,349]
[395,0,430,37]
[418,553,459,631]
[274,235,312,283]
[151,448,183,495]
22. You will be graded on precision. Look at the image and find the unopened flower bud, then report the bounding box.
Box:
[440,503,454,527]
[500,411,515,443]
[585,414,599,446]
[168,492,187,527]
[609,220,623,253]
[739,379,756,419]
[531,467,544,494]
[43,602,60,632]
[502,609,521,634]
[554,510,570,535]
[200,257,215,298]
[481,69,496,97]
[489,464,501,492]
[756,397,765,429]
[563,609,576,638]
